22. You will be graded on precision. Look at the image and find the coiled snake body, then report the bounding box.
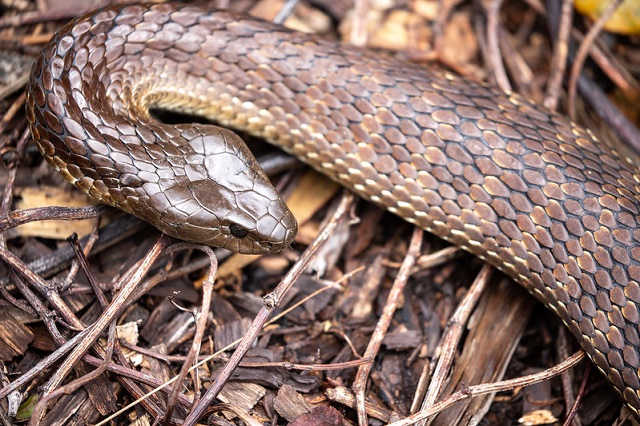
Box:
[25,3,640,416]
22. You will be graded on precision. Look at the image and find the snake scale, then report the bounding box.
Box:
[25,2,640,417]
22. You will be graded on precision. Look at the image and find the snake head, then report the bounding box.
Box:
[130,124,298,254]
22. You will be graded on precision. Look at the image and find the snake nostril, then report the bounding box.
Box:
[229,223,249,239]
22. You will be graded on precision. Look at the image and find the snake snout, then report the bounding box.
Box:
[217,181,298,254]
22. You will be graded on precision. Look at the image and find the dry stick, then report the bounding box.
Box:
[181,192,355,426]
[60,219,102,291]
[0,90,26,133]
[558,327,591,426]
[0,205,106,232]
[557,328,579,426]
[28,321,118,425]
[391,351,586,426]
[160,244,218,426]
[68,233,109,308]
[0,277,35,316]
[352,227,423,426]
[495,30,533,94]
[563,346,590,426]
[0,246,84,329]
[567,0,624,120]
[272,0,300,24]
[569,28,639,93]
[383,246,460,271]
[31,234,171,424]
[238,358,372,371]
[81,354,193,407]
[10,273,67,343]
[0,127,30,247]
[522,0,545,14]
[543,0,574,110]
[95,260,364,425]
[483,0,511,92]
[412,246,461,273]
[419,264,494,415]
[0,325,93,399]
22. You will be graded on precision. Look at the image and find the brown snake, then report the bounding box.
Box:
[25,2,640,417]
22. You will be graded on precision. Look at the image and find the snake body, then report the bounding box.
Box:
[25,3,640,415]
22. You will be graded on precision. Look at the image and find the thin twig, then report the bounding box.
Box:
[543,0,573,110]
[0,246,84,329]
[557,327,579,426]
[353,227,423,426]
[29,321,118,424]
[160,245,218,426]
[391,351,586,425]
[181,192,355,425]
[563,362,590,426]
[567,0,624,119]
[68,232,108,307]
[31,234,171,424]
[482,0,510,91]
[420,264,493,411]
[0,205,106,232]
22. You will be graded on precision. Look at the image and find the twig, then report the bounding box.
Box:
[482,0,510,91]
[29,321,118,425]
[60,218,102,291]
[31,234,171,424]
[419,264,493,412]
[567,0,624,119]
[563,361,590,426]
[353,227,423,426]
[0,247,83,329]
[391,351,586,425]
[0,127,30,247]
[0,205,106,232]
[160,244,218,426]
[557,327,579,426]
[273,0,300,24]
[544,0,573,110]
[68,232,108,307]
[181,192,355,425]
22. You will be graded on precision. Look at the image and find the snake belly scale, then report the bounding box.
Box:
[25,3,640,415]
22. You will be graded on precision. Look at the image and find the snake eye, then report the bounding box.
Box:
[229,223,249,239]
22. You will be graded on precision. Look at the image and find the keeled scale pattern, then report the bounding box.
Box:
[25,3,640,415]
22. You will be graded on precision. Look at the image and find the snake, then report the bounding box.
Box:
[24,2,640,417]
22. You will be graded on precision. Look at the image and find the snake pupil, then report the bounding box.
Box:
[229,224,249,239]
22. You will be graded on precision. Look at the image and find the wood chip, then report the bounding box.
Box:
[0,312,33,361]
[273,384,314,422]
